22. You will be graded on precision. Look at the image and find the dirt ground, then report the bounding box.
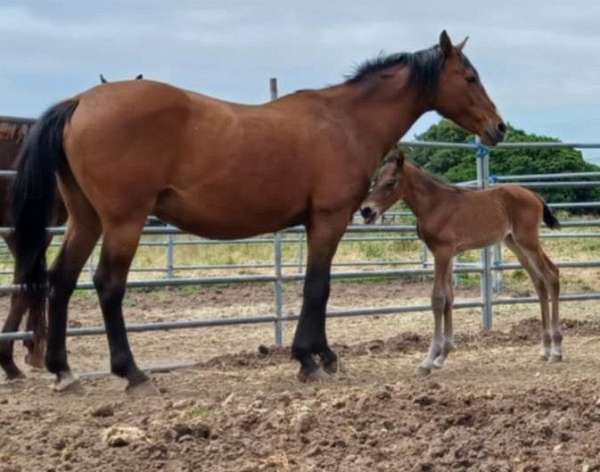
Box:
[1,281,600,472]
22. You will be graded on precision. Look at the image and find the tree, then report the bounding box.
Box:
[405,120,600,206]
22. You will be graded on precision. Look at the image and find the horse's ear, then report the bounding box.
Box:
[439,30,454,57]
[136,74,143,80]
[394,151,405,173]
[456,36,469,52]
[100,74,107,84]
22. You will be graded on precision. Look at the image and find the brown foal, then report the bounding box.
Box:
[361,150,561,375]
[12,31,505,392]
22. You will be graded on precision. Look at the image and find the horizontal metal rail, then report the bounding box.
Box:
[2,291,598,343]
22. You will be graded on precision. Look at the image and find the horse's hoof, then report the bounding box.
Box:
[6,370,26,381]
[548,354,563,363]
[416,366,432,377]
[52,372,82,393]
[432,357,446,369]
[126,379,161,398]
[2,363,26,381]
[321,356,342,375]
[297,366,329,383]
[539,353,550,362]
[24,353,45,370]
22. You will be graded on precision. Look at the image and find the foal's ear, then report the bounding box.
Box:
[456,36,469,52]
[136,74,143,80]
[439,30,454,57]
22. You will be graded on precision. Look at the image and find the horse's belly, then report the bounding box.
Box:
[153,187,306,239]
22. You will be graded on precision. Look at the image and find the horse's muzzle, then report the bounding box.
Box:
[360,206,378,224]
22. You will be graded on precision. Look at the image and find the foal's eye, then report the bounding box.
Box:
[384,181,396,191]
[465,75,477,84]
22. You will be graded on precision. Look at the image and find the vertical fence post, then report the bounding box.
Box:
[271,78,284,347]
[166,234,175,278]
[476,141,493,330]
[492,243,503,293]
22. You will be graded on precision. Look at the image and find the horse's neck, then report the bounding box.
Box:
[402,163,451,220]
[321,82,429,172]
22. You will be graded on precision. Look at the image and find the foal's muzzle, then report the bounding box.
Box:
[360,206,378,224]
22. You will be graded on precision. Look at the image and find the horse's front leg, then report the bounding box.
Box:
[418,248,453,376]
[291,213,349,382]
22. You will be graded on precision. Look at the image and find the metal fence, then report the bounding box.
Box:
[1,140,600,350]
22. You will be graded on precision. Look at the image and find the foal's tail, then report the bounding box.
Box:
[11,99,79,341]
[542,200,561,230]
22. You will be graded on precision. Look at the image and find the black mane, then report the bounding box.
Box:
[346,44,474,95]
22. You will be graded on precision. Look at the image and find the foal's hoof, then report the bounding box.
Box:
[548,354,563,363]
[52,372,82,393]
[126,379,161,398]
[432,357,446,369]
[416,366,432,377]
[297,366,330,383]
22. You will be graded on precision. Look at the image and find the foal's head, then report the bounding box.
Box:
[360,151,405,224]
[433,31,505,145]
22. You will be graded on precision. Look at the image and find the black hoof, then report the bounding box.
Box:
[297,365,329,383]
[320,349,339,374]
[4,365,26,381]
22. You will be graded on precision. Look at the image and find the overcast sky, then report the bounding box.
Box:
[1,0,599,162]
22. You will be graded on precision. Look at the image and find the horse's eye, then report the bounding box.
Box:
[466,75,477,84]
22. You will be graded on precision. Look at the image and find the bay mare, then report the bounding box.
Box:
[360,150,561,375]
[0,118,67,379]
[12,31,505,392]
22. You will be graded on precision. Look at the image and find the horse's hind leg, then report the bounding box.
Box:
[93,220,149,392]
[46,221,100,390]
[538,250,561,362]
[0,291,29,379]
[23,301,46,369]
[505,235,551,360]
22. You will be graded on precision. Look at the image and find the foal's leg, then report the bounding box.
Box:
[93,220,149,391]
[541,252,561,361]
[504,235,551,360]
[291,213,348,382]
[418,248,453,376]
[433,262,456,368]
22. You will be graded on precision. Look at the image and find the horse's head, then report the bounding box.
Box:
[432,31,505,146]
[360,150,405,224]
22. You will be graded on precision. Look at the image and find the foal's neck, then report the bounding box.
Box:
[402,162,455,220]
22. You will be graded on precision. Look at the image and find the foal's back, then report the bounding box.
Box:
[437,184,543,252]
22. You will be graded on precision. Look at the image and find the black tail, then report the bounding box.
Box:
[542,201,561,230]
[11,100,78,340]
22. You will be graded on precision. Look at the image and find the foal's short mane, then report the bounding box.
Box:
[346,44,475,95]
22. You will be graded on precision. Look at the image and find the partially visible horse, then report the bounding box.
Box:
[360,150,561,375]
[0,118,67,379]
[12,31,505,392]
